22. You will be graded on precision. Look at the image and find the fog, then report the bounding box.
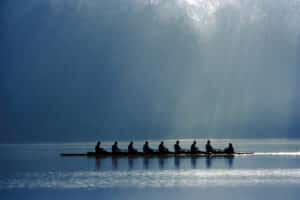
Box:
[1,0,300,142]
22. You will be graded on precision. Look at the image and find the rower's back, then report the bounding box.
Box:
[95,141,106,153]
[190,141,198,152]
[112,142,120,153]
[128,142,138,153]
[143,141,154,153]
[159,142,168,153]
[205,140,214,153]
[174,140,182,153]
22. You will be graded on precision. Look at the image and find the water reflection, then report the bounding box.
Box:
[227,157,234,168]
[159,158,165,169]
[191,157,197,168]
[205,157,212,169]
[112,157,118,170]
[95,158,101,170]
[128,157,134,170]
[205,157,234,169]
[94,156,234,170]
[143,157,149,169]
[174,157,180,169]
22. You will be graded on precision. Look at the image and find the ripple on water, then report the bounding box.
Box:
[1,169,300,189]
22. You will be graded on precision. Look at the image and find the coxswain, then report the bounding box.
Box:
[224,143,235,154]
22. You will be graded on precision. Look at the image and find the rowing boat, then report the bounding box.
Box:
[60,151,253,158]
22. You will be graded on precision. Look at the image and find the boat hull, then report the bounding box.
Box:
[60,152,253,158]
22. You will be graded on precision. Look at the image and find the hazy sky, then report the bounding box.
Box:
[1,0,300,142]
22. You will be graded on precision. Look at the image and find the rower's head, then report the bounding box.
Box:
[130,141,133,145]
[97,141,100,145]
[193,140,196,144]
[114,141,118,145]
[207,140,210,144]
[160,141,164,145]
[229,143,232,147]
[176,140,180,144]
[145,141,148,145]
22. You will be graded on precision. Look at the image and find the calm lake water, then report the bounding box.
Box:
[1,139,300,199]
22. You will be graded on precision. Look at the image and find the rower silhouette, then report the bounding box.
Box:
[174,140,185,153]
[143,141,154,153]
[158,141,169,153]
[205,140,216,153]
[95,141,106,153]
[128,141,138,153]
[112,141,121,153]
[190,140,204,153]
[224,143,235,154]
